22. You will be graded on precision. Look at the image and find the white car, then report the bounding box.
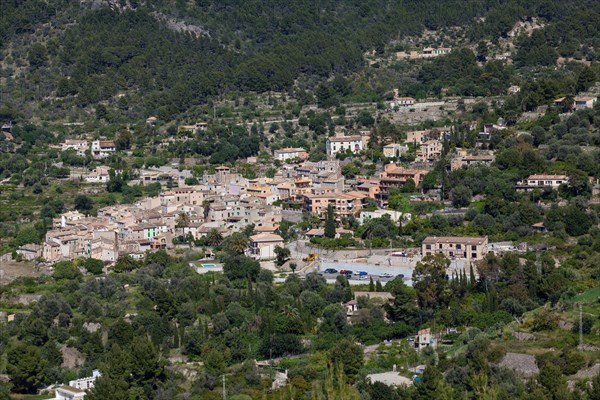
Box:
[379,272,394,278]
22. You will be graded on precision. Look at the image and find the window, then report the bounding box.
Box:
[456,244,461,249]
[471,252,477,258]
[471,245,477,250]
[425,244,431,250]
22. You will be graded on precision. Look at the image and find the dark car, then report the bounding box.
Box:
[339,269,353,275]
[323,268,338,274]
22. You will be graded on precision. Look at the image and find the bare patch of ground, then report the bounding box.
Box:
[0,260,38,284]
[574,363,600,378]
[60,346,86,370]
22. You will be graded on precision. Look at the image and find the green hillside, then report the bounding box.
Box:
[2,0,600,122]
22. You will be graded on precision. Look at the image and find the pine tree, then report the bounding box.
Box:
[6,343,47,393]
[588,372,600,400]
[86,376,129,400]
[375,280,383,292]
[369,277,375,291]
[415,365,455,400]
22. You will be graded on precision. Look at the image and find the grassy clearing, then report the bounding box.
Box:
[574,286,600,302]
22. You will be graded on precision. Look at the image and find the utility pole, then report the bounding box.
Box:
[579,303,583,348]
[222,375,226,400]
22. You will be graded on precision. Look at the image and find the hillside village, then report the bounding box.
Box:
[14,112,593,266]
[2,78,600,400]
[2,1,600,399]
[3,76,600,399]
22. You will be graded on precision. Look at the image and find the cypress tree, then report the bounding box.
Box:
[486,286,498,312]
[324,204,336,238]
[469,265,477,289]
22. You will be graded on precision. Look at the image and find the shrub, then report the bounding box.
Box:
[572,314,594,335]
[52,261,82,280]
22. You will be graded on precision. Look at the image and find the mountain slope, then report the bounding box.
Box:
[0,0,599,122]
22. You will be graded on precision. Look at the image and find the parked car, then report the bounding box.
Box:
[339,269,353,275]
[379,272,394,278]
[354,271,368,277]
[357,275,369,280]
[323,268,338,274]
[391,251,408,257]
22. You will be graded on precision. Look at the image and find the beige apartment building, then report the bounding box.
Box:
[416,140,443,162]
[383,143,409,158]
[160,187,204,206]
[379,164,428,195]
[422,236,489,262]
[302,193,361,219]
[248,233,284,260]
[406,126,452,144]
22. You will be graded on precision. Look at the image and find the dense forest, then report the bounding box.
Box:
[2,0,600,122]
[1,246,598,399]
